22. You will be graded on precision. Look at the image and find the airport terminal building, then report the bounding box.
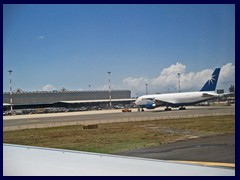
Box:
[3,89,133,110]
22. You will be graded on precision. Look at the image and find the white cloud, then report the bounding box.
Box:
[42,84,56,91]
[160,62,186,76]
[218,63,235,86]
[122,63,235,95]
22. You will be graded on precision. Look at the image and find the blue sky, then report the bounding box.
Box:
[3,4,235,96]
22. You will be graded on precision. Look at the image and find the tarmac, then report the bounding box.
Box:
[117,133,235,165]
[3,105,235,131]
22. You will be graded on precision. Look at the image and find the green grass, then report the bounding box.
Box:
[3,115,235,154]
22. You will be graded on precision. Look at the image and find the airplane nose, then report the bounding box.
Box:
[133,99,137,105]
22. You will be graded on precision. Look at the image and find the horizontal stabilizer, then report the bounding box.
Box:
[202,93,216,97]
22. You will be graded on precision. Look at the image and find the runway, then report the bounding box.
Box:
[117,133,235,164]
[3,105,235,131]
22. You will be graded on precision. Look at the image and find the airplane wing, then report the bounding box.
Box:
[144,98,172,106]
[3,144,234,176]
[154,99,173,106]
[153,97,184,107]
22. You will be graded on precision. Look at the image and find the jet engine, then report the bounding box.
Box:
[145,102,156,109]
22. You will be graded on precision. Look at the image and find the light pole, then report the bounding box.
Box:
[107,72,112,109]
[8,70,13,114]
[177,73,181,93]
[145,83,148,95]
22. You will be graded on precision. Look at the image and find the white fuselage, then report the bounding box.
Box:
[135,91,219,108]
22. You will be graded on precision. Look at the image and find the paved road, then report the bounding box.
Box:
[117,134,235,164]
[3,105,235,131]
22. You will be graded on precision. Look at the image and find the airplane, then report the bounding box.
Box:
[3,143,234,176]
[135,68,221,111]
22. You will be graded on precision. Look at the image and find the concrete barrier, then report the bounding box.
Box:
[83,124,98,129]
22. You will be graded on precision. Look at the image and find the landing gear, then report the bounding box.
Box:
[179,106,186,110]
[164,107,172,111]
[137,107,144,112]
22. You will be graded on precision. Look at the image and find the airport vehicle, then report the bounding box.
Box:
[135,68,221,111]
[122,108,132,112]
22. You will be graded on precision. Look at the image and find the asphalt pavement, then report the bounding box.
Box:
[117,133,235,164]
[3,105,235,131]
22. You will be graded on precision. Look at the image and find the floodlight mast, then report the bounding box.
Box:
[8,70,13,114]
[108,72,112,109]
[145,83,148,95]
[178,73,181,93]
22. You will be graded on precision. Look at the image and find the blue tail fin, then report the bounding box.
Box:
[200,68,221,92]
